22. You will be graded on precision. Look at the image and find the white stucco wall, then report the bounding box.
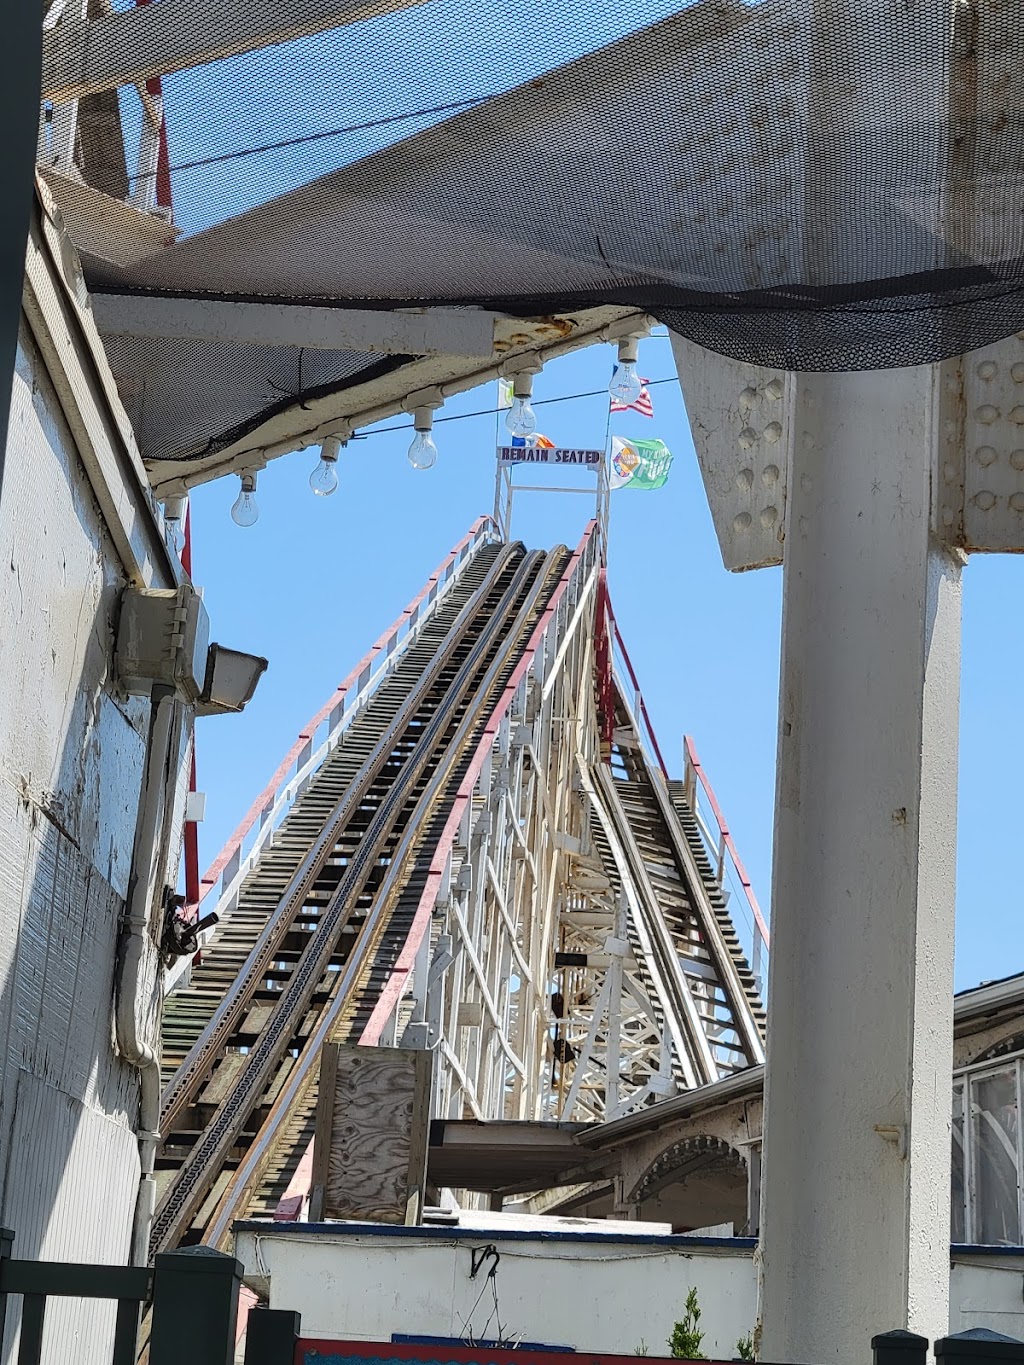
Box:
[0,328,145,1358]
[237,1225,1024,1357]
[235,1223,759,1358]
[0,228,186,1364]
[951,1253,1024,1339]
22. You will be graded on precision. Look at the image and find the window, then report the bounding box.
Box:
[970,1066,1021,1244]
[954,1056,1024,1246]
[950,1053,1024,1250]
[951,1079,965,1242]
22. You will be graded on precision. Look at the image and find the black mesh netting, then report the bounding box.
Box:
[43,0,1024,457]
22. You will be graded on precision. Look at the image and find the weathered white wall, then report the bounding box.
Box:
[236,1229,1024,1356]
[951,1254,1024,1339]
[235,1225,759,1358]
[0,325,153,1358]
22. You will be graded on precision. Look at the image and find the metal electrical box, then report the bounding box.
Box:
[115,585,211,700]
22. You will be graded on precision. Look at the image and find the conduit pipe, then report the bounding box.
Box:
[118,684,179,1265]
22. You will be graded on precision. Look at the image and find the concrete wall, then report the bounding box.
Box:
[236,1225,1024,1357]
[0,192,182,1360]
[236,1223,758,1358]
[951,1252,1024,1339]
[0,326,144,1357]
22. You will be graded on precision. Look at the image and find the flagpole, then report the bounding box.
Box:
[599,383,614,565]
[493,377,510,539]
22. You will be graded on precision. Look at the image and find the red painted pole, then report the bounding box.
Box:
[180,502,200,916]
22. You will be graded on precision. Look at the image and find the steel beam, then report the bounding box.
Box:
[90,295,498,359]
[42,0,428,102]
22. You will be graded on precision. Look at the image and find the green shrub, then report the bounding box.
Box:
[668,1289,706,1360]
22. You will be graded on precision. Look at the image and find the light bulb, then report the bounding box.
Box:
[505,396,537,437]
[230,474,260,527]
[162,495,187,555]
[407,430,438,470]
[309,456,339,497]
[609,360,643,405]
[166,518,185,554]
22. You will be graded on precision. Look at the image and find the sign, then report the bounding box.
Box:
[498,446,603,466]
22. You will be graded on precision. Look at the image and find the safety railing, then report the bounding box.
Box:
[601,585,669,780]
[169,516,500,991]
[599,579,769,995]
[683,735,770,990]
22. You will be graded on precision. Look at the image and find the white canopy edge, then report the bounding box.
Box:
[146,303,653,496]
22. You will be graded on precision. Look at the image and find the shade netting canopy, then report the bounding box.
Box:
[44,0,1024,462]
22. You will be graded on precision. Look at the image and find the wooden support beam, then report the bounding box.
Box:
[42,0,427,102]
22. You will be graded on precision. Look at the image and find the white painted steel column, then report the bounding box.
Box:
[759,367,961,1362]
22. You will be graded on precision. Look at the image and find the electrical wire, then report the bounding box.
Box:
[144,94,510,181]
[360,374,679,438]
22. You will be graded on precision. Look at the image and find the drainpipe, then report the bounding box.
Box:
[118,684,178,1265]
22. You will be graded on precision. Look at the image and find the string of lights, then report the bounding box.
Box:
[210,335,675,527]
[367,372,678,438]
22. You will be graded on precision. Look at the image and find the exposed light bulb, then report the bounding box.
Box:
[230,473,260,527]
[407,430,438,470]
[505,396,537,438]
[166,518,185,554]
[609,359,643,406]
[309,436,342,497]
[162,495,187,556]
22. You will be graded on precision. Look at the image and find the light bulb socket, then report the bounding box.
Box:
[319,434,345,463]
[616,337,640,366]
[163,494,187,521]
[413,406,435,434]
[512,373,535,400]
[240,472,257,493]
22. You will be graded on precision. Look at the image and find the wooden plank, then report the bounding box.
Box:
[311,1043,431,1225]
[43,0,430,102]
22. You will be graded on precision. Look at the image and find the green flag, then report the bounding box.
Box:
[610,436,673,490]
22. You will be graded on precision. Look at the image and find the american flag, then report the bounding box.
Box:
[610,376,654,418]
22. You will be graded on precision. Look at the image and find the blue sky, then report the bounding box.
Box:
[158,6,1024,996]
[188,332,1024,995]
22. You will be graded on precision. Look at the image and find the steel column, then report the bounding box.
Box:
[759,368,961,1360]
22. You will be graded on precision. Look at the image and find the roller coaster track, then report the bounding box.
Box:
[156,519,767,1251]
[155,535,570,1251]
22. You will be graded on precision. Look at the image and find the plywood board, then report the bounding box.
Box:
[311,1044,432,1225]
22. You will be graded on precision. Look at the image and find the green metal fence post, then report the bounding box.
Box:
[150,1246,243,1365]
[243,1308,301,1365]
[935,1329,1024,1365]
[872,1329,929,1365]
